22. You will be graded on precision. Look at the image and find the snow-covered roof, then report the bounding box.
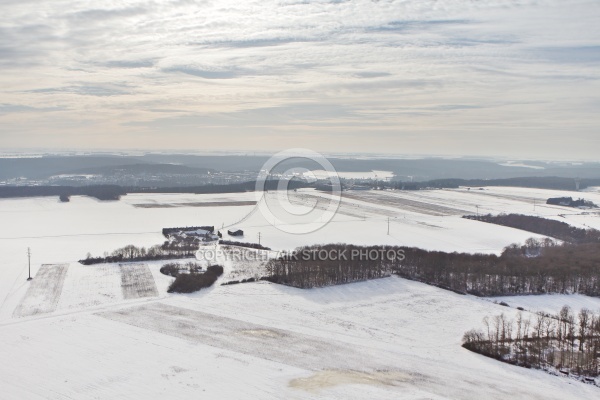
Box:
[188,229,211,236]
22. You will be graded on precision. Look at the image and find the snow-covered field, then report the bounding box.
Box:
[1,187,599,399]
[488,294,600,315]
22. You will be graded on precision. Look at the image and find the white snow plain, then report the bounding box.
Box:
[1,187,599,399]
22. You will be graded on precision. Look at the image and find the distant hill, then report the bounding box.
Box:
[61,163,213,176]
[2,154,600,182]
[0,156,143,180]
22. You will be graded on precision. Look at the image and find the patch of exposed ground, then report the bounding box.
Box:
[120,263,159,299]
[13,264,69,317]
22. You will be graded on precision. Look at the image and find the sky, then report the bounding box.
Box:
[1,0,599,160]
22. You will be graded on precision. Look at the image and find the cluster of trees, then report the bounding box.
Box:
[79,244,196,265]
[161,236,204,252]
[464,214,600,244]
[159,262,203,277]
[397,239,600,296]
[267,244,398,288]
[219,240,271,250]
[546,197,597,208]
[167,265,224,293]
[463,307,600,379]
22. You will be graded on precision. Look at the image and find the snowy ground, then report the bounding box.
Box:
[488,294,600,315]
[1,187,599,398]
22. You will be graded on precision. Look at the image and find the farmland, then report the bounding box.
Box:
[1,186,599,398]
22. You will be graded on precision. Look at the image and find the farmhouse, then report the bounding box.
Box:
[184,228,219,242]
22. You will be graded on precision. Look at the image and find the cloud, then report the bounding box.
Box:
[66,7,148,22]
[0,103,64,115]
[103,59,156,69]
[30,85,132,97]
[0,0,599,159]
[370,19,474,33]
[199,37,316,49]
[533,45,600,64]
[353,72,392,79]
[162,66,241,79]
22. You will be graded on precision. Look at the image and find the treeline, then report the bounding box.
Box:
[127,179,309,195]
[397,239,600,296]
[219,240,271,250]
[266,240,600,295]
[266,244,399,288]
[388,176,600,191]
[79,244,196,265]
[0,179,310,201]
[161,236,204,252]
[0,185,126,200]
[464,214,600,244]
[463,307,600,380]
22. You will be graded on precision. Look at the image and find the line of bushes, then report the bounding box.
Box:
[79,244,196,265]
[219,240,271,250]
[221,277,266,286]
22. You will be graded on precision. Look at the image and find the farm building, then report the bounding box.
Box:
[183,228,219,242]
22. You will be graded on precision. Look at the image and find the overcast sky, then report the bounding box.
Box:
[1,0,599,159]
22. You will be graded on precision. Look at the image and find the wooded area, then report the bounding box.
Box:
[0,179,309,201]
[463,306,600,381]
[267,239,600,296]
[266,244,401,288]
[464,213,600,244]
[397,239,600,296]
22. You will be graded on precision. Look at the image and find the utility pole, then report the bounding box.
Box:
[387,217,390,235]
[476,205,479,217]
[258,232,261,245]
[27,247,32,281]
